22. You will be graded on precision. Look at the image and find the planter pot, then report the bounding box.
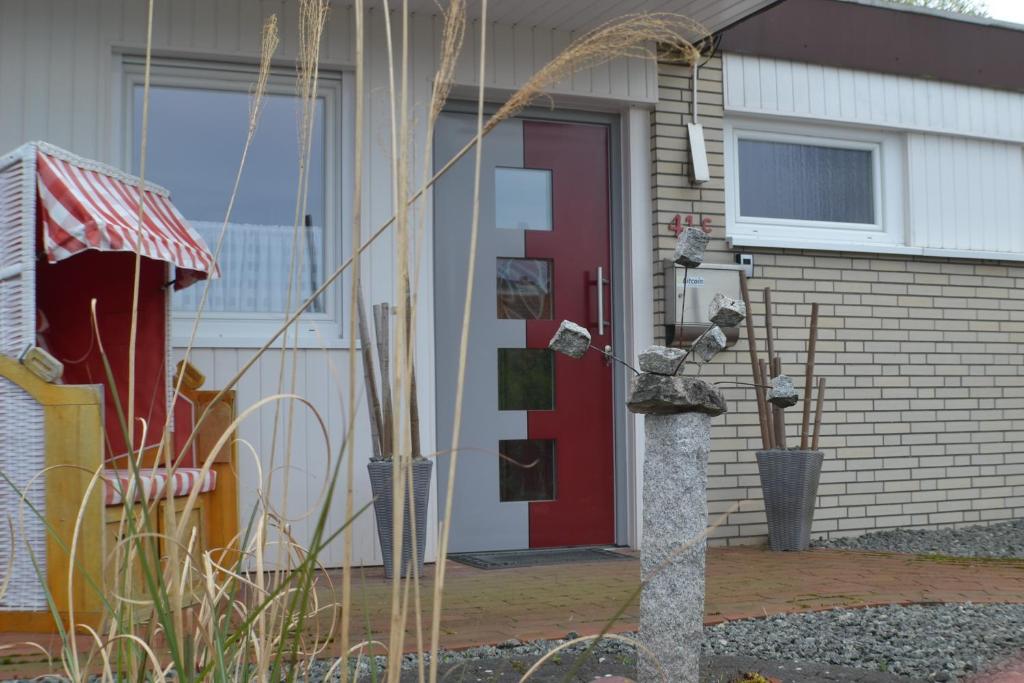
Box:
[367,458,433,578]
[756,448,823,551]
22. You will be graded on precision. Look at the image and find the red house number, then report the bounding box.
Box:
[668,214,712,236]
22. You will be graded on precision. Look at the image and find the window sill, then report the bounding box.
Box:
[172,319,350,350]
[726,233,922,257]
[727,234,1024,264]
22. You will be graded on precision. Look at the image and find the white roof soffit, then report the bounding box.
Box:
[365,0,779,35]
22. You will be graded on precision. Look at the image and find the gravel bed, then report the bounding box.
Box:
[10,604,1021,681]
[705,603,1024,681]
[811,519,1024,558]
[291,603,1024,682]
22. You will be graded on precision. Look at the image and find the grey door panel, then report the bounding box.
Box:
[433,114,529,552]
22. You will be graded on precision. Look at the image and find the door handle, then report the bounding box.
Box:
[596,265,607,336]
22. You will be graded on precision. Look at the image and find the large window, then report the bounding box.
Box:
[125,59,347,345]
[725,119,904,249]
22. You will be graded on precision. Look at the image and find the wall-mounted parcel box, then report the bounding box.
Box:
[662,261,745,348]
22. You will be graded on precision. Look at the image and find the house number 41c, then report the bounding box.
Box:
[668,214,712,236]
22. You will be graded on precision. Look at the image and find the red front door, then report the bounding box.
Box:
[523,121,614,547]
[434,115,615,551]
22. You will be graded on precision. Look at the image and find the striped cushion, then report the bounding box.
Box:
[102,467,217,506]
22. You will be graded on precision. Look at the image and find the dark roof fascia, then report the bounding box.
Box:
[719,0,1024,94]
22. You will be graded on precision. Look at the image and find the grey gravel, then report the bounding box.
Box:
[12,604,1022,681]
[812,519,1024,558]
[705,603,1024,682]
[283,603,1023,682]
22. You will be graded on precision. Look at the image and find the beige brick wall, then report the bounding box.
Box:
[651,56,728,342]
[652,55,1024,545]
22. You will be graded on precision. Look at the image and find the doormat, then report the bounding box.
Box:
[447,547,633,570]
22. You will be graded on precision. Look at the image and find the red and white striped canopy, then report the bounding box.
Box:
[35,143,219,288]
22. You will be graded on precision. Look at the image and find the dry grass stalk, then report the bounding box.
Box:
[375,2,417,678]
[274,0,330,572]
[428,3,489,680]
[394,4,469,679]
[340,0,367,675]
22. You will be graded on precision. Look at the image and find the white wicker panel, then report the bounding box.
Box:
[0,148,36,359]
[0,376,48,610]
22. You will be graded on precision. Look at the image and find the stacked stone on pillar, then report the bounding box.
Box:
[627,356,726,683]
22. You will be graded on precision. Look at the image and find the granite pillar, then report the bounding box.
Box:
[628,374,726,683]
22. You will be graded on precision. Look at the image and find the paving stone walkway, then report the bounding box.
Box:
[323,546,1024,651]
[1,547,1023,678]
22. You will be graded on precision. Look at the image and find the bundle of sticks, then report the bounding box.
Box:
[738,274,826,451]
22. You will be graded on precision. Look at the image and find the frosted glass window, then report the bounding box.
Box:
[495,168,552,230]
[738,139,875,224]
[497,258,552,320]
[134,85,327,314]
[499,439,556,502]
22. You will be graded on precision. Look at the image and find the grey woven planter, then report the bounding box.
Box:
[756,449,823,551]
[368,458,433,578]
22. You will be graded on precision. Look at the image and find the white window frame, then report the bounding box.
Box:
[725,117,907,252]
[122,58,353,348]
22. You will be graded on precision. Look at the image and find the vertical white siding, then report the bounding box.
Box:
[448,21,657,102]
[724,53,1024,144]
[907,134,1024,255]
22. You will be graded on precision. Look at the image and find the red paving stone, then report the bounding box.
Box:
[1,547,1023,677]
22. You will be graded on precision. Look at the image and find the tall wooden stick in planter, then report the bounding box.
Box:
[357,290,432,579]
[356,287,383,461]
[744,282,828,551]
[812,377,827,450]
[800,303,819,449]
[739,274,770,449]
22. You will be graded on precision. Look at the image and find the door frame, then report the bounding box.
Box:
[437,102,631,546]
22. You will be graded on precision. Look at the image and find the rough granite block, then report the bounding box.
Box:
[691,326,727,363]
[767,374,799,408]
[709,292,746,328]
[547,320,591,359]
[638,345,686,376]
[673,227,710,268]
[627,374,726,416]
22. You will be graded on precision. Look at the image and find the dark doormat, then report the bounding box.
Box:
[448,546,633,570]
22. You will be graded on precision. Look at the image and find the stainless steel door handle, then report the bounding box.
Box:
[597,265,606,336]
